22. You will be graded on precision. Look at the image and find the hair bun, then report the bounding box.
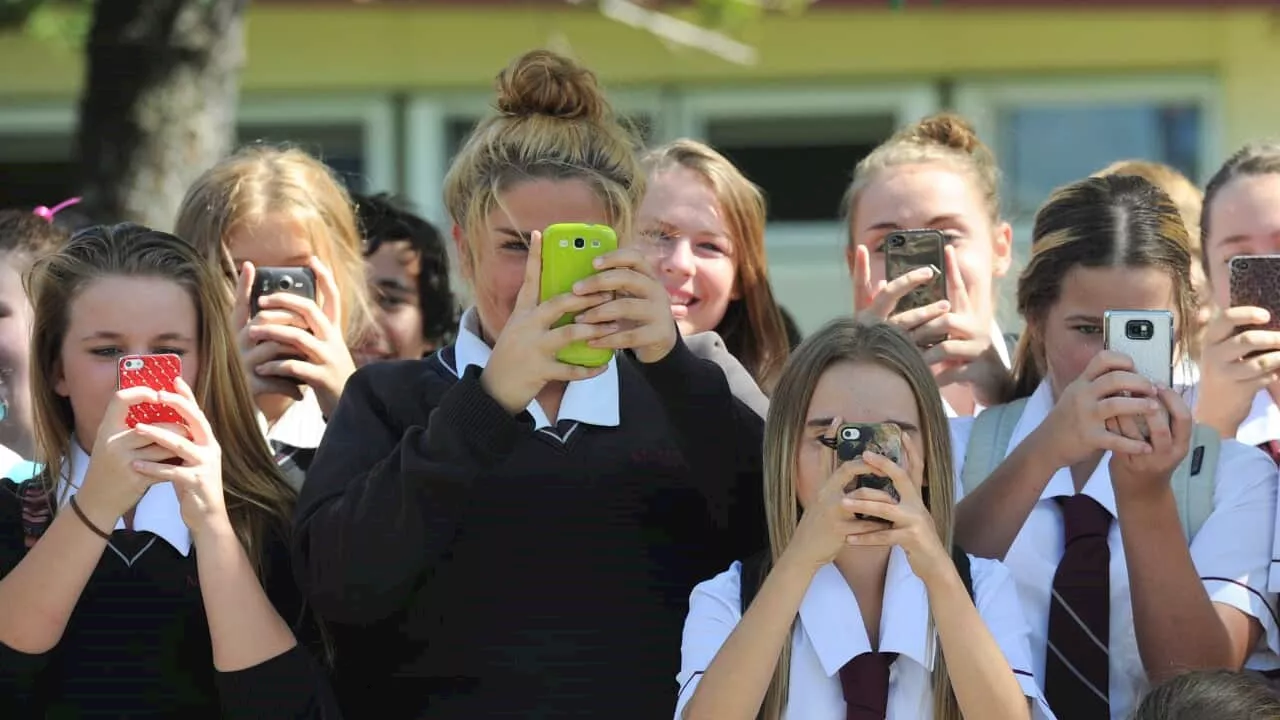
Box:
[906,113,984,155]
[494,49,608,122]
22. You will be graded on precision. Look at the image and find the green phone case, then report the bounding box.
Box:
[540,223,618,368]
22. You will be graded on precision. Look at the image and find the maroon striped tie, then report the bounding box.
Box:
[839,651,897,719]
[1045,494,1112,718]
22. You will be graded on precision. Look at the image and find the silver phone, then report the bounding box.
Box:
[1103,310,1174,387]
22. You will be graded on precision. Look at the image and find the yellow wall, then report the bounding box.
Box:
[1,5,1278,148]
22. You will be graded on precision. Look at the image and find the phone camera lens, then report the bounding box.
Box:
[888,235,905,248]
[1239,261,1250,271]
[574,237,586,249]
[277,276,294,291]
[841,427,859,441]
[1125,319,1155,340]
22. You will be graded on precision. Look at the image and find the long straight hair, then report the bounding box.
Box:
[25,223,296,577]
[759,318,961,720]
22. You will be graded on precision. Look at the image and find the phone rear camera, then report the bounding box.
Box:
[277,276,295,291]
[1125,319,1155,340]
[124,359,143,371]
[1238,260,1250,271]
[840,427,860,441]
[888,235,906,248]
[574,237,586,249]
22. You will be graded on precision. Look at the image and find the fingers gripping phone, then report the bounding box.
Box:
[884,229,947,314]
[836,422,903,522]
[118,354,183,429]
[250,267,318,316]
[1229,255,1280,332]
[1103,310,1174,387]
[540,223,618,368]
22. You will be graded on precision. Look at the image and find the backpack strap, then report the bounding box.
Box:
[960,398,1029,498]
[739,549,772,615]
[1170,424,1220,541]
[950,542,974,600]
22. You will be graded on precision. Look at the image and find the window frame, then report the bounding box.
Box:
[0,94,399,194]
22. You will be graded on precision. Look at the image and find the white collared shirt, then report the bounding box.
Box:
[949,381,1280,719]
[941,319,1013,419]
[256,386,326,450]
[55,437,192,560]
[674,547,1053,720]
[445,307,620,430]
[0,442,22,478]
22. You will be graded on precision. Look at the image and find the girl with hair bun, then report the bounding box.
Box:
[293,49,768,718]
[845,113,1016,418]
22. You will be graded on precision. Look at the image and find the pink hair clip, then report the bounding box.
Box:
[32,197,82,223]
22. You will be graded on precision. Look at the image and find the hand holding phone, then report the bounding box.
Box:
[540,223,618,368]
[250,267,318,317]
[1103,310,1174,387]
[117,354,184,429]
[836,422,903,522]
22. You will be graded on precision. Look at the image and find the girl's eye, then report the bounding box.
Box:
[502,241,528,252]
[1074,325,1102,335]
[155,348,187,357]
[90,347,122,358]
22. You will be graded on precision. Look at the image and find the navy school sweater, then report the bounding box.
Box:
[0,479,340,718]
[292,335,767,718]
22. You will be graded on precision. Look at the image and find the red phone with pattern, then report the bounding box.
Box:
[118,354,183,429]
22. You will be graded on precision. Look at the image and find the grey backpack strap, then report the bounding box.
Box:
[1169,424,1220,540]
[960,398,1029,497]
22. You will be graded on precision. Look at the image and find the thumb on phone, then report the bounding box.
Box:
[231,261,256,330]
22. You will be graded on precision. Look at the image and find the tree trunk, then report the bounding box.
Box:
[74,0,249,231]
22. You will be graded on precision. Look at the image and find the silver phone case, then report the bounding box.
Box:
[1103,310,1174,387]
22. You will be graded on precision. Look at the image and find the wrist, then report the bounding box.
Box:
[477,369,528,416]
[777,538,827,578]
[191,514,237,548]
[1113,475,1176,508]
[1193,405,1241,440]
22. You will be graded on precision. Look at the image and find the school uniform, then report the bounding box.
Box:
[0,441,338,718]
[258,388,326,491]
[941,319,1013,419]
[292,308,767,719]
[950,380,1280,720]
[674,547,1054,719]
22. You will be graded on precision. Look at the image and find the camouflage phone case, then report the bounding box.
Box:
[836,422,903,520]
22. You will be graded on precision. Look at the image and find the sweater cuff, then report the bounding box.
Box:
[635,331,705,395]
[215,644,337,719]
[0,641,50,693]
[426,365,522,468]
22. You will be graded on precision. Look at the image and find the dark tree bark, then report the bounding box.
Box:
[74,0,248,230]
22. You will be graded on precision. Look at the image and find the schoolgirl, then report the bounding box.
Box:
[292,50,766,718]
[0,223,337,717]
[174,146,374,489]
[676,318,1049,720]
[639,139,793,393]
[953,174,1279,719]
[844,113,1017,418]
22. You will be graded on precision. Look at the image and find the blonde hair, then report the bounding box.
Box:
[443,49,644,269]
[759,318,961,720]
[843,113,1002,239]
[26,223,296,577]
[1095,159,1203,252]
[173,145,375,346]
[1201,142,1280,272]
[641,139,790,391]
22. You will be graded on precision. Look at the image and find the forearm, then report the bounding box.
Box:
[1118,487,1235,681]
[0,507,111,653]
[925,564,1029,720]
[197,525,297,673]
[683,550,815,720]
[954,433,1058,559]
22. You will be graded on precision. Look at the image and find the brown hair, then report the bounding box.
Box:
[173,145,375,347]
[1132,670,1280,720]
[642,139,790,391]
[760,318,961,720]
[1200,142,1280,272]
[0,210,71,266]
[843,113,1002,239]
[443,49,644,276]
[1012,175,1197,398]
[26,223,296,577]
[1095,159,1203,253]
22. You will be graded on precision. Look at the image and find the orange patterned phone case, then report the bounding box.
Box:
[118,354,183,429]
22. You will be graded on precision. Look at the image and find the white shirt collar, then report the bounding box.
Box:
[0,442,22,478]
[1018,380,1119,517]
[257,388,326,450]
[451,307,620,429]
[798,547,933,677]
[1236,389,1280,447]
[56,437,192,556]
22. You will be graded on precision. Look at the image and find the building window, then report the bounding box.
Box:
[238,122,370,192]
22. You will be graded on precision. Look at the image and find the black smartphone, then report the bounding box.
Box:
[884,229,947,314]
[250,267,317,316]
[836,422,903,522]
